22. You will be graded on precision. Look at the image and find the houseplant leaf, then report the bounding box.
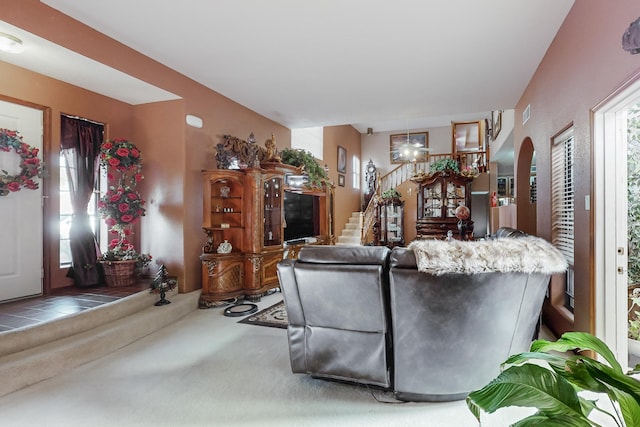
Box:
[607,387,640,427]
[511,413,595,427]
[530,332,622,373]
[466,364,592,424]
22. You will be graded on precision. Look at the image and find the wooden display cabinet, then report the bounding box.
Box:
[200,168,285,305]
[373,197,405,248]
[412,170,474,240]
[242,169,285,301]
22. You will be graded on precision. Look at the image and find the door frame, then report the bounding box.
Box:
[0,95,52,294]
[593,73,640,367]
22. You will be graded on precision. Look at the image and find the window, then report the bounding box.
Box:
[352,155,360,190]
[551,127,575,311]
[60,150,100,267]
[59,151,101,267]
[291,127,323,159]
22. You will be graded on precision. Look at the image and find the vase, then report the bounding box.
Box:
[101,260,137,287]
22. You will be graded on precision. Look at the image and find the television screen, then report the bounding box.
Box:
[284,191,317,242]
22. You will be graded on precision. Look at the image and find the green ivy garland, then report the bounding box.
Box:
[0,128,43,197]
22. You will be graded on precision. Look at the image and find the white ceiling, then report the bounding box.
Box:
[15,1,574,134]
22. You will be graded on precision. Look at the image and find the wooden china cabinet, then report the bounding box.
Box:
[412,170,474,240]
[199,168,285,307]
[373,197,405,248]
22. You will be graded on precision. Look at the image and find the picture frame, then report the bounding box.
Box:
[452,121,482,153]
[338,174,345,187]
[492,110,502,140]
[337,146,347,173]
[389,132,429,164]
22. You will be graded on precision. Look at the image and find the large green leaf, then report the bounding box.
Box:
[608,387,640,427]
[581,358,640,404]
[511,413,597,427]
[530,332,622,373]
[466,364,591,424]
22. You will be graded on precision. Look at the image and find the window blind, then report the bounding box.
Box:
[551,128,575,265]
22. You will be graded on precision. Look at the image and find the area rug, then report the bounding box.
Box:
[238,300,288,329]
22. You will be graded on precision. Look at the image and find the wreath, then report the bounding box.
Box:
[0,128,43,197]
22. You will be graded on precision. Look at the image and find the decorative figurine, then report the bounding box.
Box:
[217,239,232,254]
[150,264,177,306]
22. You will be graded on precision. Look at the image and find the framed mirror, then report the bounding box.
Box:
[451,121,482,153]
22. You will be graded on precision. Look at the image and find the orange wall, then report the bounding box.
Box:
[514,1,640,333]
[132,100,186,284]
[323,125,362,234]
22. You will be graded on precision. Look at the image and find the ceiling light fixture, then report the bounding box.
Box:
[367,127,373,136]
[0,32,24,53]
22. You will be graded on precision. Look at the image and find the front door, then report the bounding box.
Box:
[0,99,44,302]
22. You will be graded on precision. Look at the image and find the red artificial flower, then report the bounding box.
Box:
[105,217,117,227]
[118,203,130,213]
[121,214,133,223]
[127,192,138,200]
[110,194,121,203]
[131,148,139,158]
[107,172,114,181]
[102,142,113,150]
[24,179,38,190]
[108,158,120,167]
[134,173,144,182]
[7,182,21,192]
[24,157,39,165]
[116,147,130,157]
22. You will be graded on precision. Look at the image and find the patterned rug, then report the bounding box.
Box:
[238,300,288,329]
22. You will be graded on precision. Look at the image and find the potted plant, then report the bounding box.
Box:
[429,158,460,173]
[380,188,402,201]
[97,138,151,286]
[280,148,328,187]
[466,332,640,426]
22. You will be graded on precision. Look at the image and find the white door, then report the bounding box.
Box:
[0,100,44,302]
[594,79,640,369]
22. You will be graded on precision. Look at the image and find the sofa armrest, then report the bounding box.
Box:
[276,259,305,326]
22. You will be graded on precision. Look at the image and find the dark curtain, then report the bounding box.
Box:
[61,116,103,287]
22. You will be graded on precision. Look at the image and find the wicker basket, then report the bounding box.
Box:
[101,260,137,287]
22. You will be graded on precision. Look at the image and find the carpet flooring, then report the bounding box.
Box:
[0,291,613,427]
[238,300,287,329]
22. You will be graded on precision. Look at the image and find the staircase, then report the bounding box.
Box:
[336,212,363,245]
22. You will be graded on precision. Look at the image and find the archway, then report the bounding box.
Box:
[516,137,536,235]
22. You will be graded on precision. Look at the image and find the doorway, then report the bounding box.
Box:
[0,98,45,302]
[593,76,640,369]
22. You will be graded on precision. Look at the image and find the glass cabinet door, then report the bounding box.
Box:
[385,204,404,245]
[263,177,282,246]
[421,182,443,219]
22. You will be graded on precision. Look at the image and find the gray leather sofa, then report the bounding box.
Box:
[276,232,567,401]
[276,246,393,389]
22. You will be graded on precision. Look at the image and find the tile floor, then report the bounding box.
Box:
[0,282,149,332]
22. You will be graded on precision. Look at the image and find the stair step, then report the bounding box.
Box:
[0,289,198,398]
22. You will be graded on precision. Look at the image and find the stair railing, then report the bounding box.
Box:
[378,151,489,193]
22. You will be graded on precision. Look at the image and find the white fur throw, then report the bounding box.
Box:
[407,236,568,275]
